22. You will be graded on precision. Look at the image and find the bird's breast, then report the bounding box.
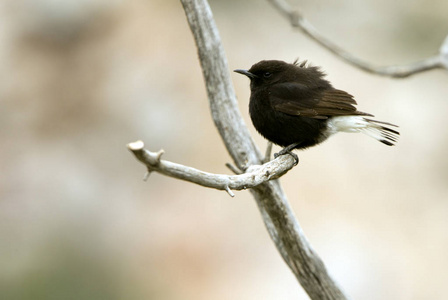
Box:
[248,89,328,148]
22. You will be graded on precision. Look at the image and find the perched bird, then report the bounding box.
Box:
[234,59,399,163]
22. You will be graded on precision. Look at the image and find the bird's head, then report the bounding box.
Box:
[234,60,290,89]
[234,59,326,90]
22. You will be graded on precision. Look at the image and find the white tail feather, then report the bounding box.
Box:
[326,116,399,146]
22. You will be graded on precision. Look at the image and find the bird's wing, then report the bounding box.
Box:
[270,82,373,119]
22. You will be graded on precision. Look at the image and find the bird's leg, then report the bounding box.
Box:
[274,142,300,165]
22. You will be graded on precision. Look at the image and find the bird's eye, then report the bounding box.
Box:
[263,72,272,78]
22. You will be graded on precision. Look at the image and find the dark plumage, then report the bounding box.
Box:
[234,60,399,158]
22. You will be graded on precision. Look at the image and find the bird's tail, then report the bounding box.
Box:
[329,116,400,146]
[360,118,400,146]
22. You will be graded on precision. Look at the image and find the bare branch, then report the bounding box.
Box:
[127,140,296,195]
[268,0,448,78]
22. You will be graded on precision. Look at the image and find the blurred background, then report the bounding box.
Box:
[1,0,448,299]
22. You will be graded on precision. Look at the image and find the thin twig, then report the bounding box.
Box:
[225,162,243,175]
[127,140,295,195]
[264,142,273,163]
[268,0,448,78]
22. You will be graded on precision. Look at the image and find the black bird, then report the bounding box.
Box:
[234,60,399,163]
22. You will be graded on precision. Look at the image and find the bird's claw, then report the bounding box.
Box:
[274,148,299,165]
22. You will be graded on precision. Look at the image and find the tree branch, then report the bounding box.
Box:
[127,140,295,197]
[268,0,448,78]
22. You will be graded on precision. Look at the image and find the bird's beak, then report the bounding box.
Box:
[234,69,258,79]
